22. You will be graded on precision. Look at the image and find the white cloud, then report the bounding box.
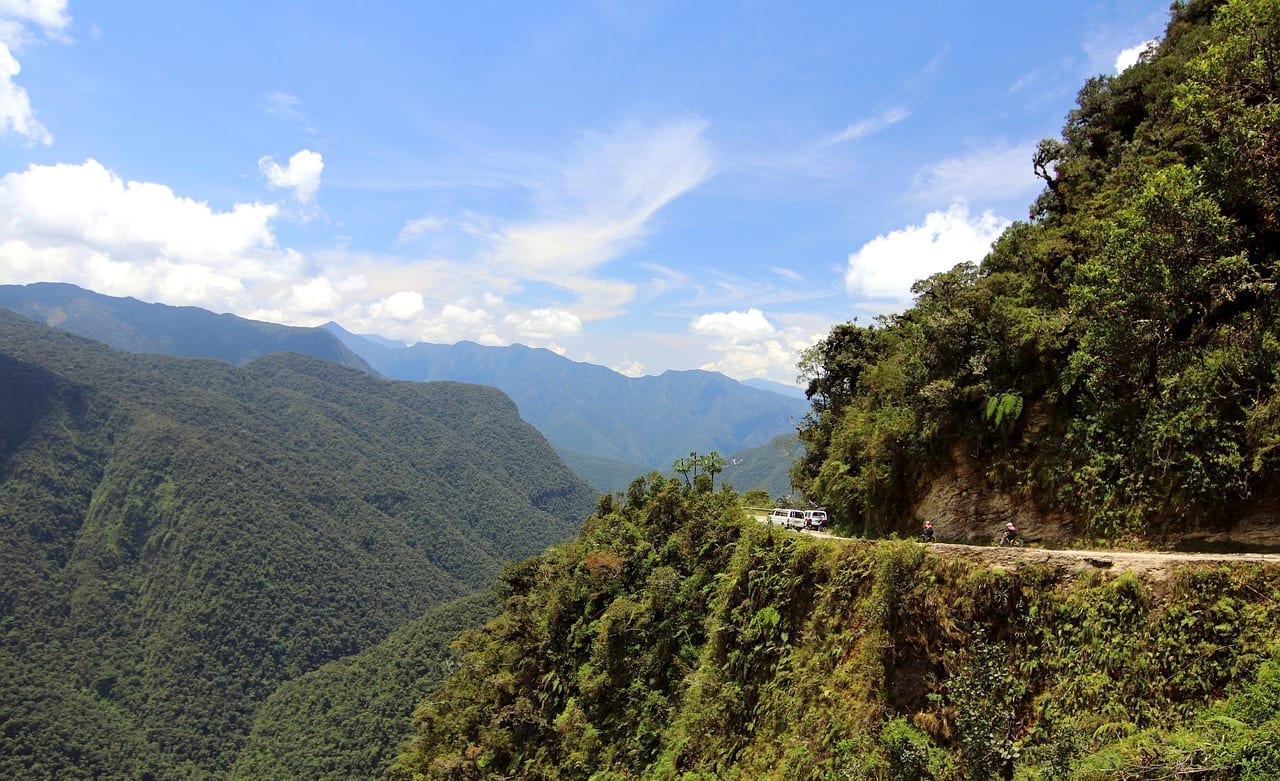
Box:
[0,41,47,143]
[690,308,776,344]
[0,0,71,39]
[285,277,342,314]
[912,141,1040,204]
[259,149,324,204]
[1114,40,1156,73]
[0,0,70,144]
[818,107,909,148]
[845,202,1008,313]
[433,302,494,338]
[611,359,646,378]
[369,290,425,321]
[0,158,297,309]
[689,308,818,382]
[504,307,582,340]
[0,117,712,363]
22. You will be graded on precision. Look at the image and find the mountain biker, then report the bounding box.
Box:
[1001,522,1018,545]
[921,520,935,542]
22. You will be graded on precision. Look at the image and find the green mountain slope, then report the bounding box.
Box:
[390,480,1280,780]
[720,433,802,501]
[0,281,374,373]
[231,590,501,780]
[554,447,652,495]
[326,325,809,470]
[0,310,594,778]
[796,0,1280,541]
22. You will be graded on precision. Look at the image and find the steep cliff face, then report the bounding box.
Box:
[795,0,1280,542]
[912,444,1280,550]
[390,480,1280,780]
[911,445,1080,546]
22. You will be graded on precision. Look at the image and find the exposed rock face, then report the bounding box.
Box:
[911,446,1078,546]
[912,446,1280,550]
[1175,501,1280,550]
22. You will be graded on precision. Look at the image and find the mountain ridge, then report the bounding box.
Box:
[0,309,595,778]
[0,282,375,374]
[325,321,808,472]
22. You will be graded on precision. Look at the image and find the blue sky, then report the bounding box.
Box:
[0,1,1170,385]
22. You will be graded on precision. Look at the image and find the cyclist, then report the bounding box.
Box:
[921,520,935,543]
[1001,522,1019,546]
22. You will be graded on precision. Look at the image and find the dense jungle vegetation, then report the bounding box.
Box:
[0,311,594,778]
[391,477,1280,779]
[795,0,1280,539]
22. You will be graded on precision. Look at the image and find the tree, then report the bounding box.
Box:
[673,457,694,488]
[700,451,726,491]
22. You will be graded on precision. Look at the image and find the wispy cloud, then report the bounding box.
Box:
[817,107,909,149]
[260,91,305,120]
[490,116,713,283]
[305,118,713,344]
[911,141,1040,206]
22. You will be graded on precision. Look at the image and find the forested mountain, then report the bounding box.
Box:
[719,434,804,501]
[0,310,594,778]
[0,282,804,494]
[231,590,502,780]
[0,282,374,373]
[326,323,809,472]
[390,478,1280,779]
[387,3,1280,778]
[796,0,1280,542]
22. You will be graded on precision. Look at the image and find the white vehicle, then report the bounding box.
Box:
[769,508,808,529]
[804,509,827,530]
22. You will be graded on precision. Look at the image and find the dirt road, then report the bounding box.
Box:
[750,511,1280,579]
[917,541,1280,579]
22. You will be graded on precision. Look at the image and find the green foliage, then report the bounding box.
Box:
[0,312,595,778]
[984,391,1023,430]
[795,0,1280,538]
[230,591,499,780]
[390,484,1280,780]
[945,627,1025,778]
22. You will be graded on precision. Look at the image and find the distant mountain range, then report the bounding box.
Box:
[0,310,595,777]
[0,283,806,495]
[0,281,372,372]
[325,322,809,476]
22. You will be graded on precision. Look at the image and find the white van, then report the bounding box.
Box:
[769,508,808,529]
[804,509,827,529]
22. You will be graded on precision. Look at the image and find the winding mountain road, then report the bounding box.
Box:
[750,510,1280,578]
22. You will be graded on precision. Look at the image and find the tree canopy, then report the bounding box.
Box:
[795,0,1280,539]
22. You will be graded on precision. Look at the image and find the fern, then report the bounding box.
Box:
[984,392,1024,428]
